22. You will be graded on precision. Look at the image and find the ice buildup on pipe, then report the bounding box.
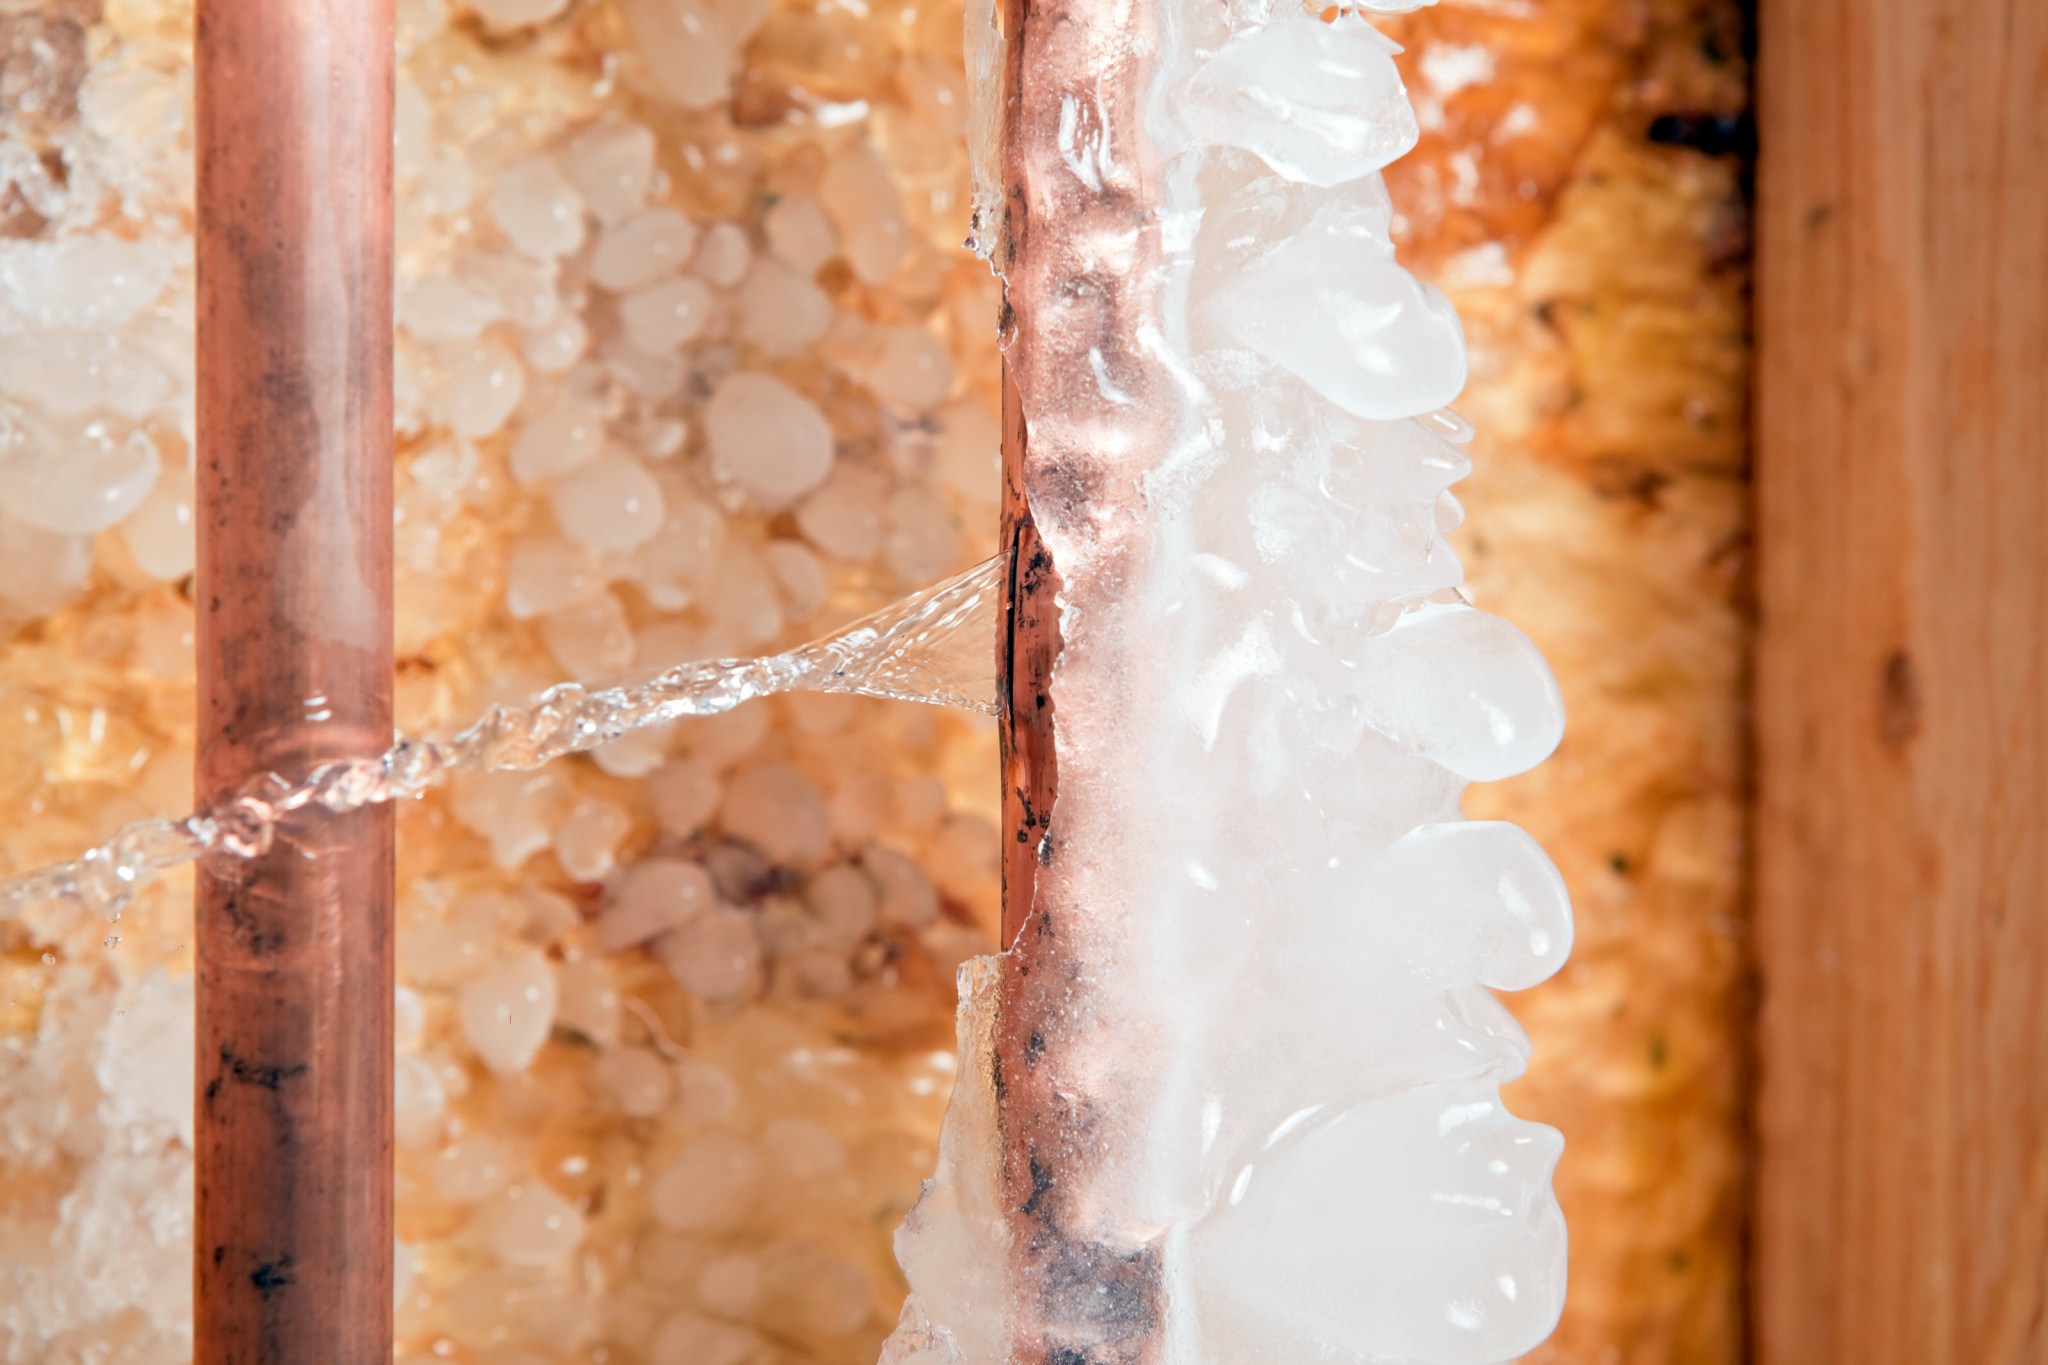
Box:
[882,1,1571,1362]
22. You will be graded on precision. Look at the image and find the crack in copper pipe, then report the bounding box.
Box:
[999,362,1060,953]
[193,2,396,1359]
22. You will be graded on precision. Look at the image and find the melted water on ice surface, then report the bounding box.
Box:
[0,556,1003,923]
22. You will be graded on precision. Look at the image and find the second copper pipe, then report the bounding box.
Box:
[194,1,396,1359]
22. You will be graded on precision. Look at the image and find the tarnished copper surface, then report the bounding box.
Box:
[991,0,1170,1355]
[193,2,396,1360]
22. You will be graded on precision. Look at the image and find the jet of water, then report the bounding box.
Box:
[0,556,1003,923]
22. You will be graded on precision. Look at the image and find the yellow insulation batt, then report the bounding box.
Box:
[1379,2,1752,1361]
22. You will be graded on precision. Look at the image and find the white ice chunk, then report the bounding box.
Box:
[1349,602,1566,782]
[1174,14,1418,186]
[458,949,558,1074]
[0,408,161,536]
[888,961,1013,1365]
[1191,1082,1565,1364]
[0,236,173,333]
[1368,821,1574,992]
[619,0,771,110]
[1206,197,1467,420]
[1326,413,1476,503]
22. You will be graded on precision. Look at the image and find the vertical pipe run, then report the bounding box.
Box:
[989,0,1169,1355]
[194,3,396,1360]
[994,0,1059,953]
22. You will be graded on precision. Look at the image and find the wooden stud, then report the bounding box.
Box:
[1754,0,2048,1359]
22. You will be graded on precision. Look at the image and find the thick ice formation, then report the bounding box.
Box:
[0,966,193,1356]
[884,2,1571,1362]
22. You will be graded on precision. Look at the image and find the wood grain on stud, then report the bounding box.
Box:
[1754,0,2048,1359]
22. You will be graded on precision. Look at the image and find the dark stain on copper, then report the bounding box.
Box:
[249,1257,295,1299]
[217,1043,309,1092]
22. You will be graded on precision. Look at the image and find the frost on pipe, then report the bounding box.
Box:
[882,1,1572,1362]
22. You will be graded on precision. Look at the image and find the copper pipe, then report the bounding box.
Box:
[193,2,396,1360]
[990,0,1168,1354]
[998,362,1059,949]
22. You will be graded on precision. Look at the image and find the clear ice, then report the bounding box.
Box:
[882,2,1572,1362]
[0,556,1002,923]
